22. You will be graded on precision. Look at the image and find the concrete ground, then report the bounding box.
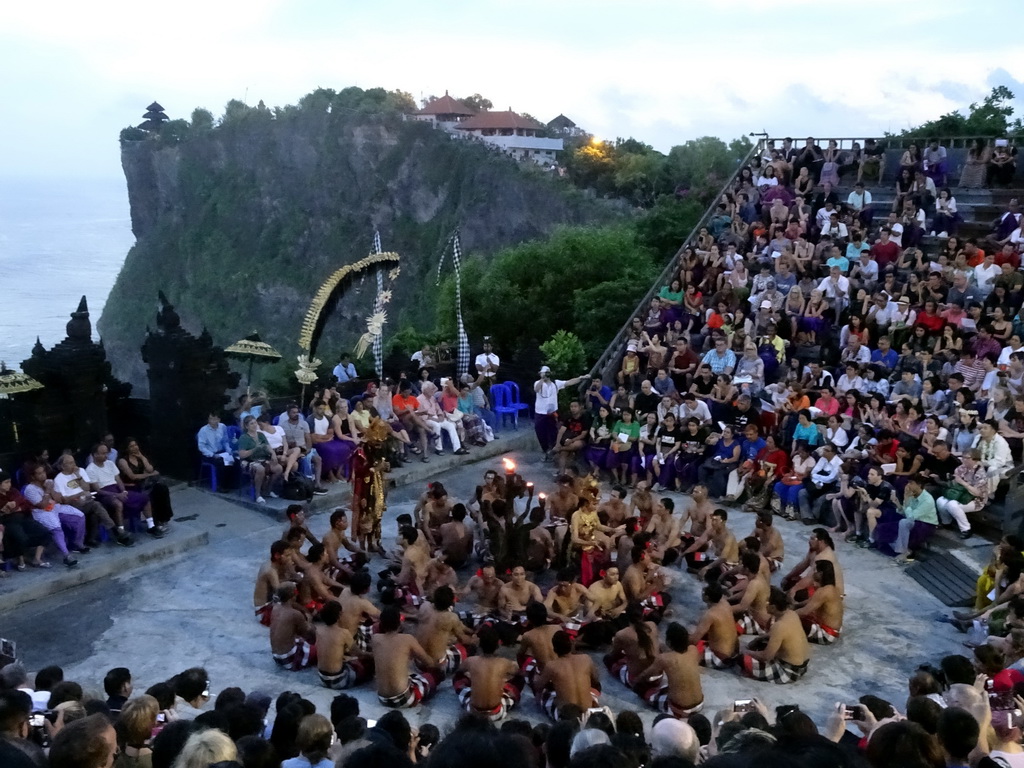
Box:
[0,444,982,733]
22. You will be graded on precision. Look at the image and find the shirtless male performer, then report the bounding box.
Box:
[315,600,374,689]
[740,587,811,684]
[781,528,845,599]
[604,602,658,688]
[628,481,655,530]
[269,583,316,671]
[254,541,295,625]
[372,605,442,708]
[452,626,525,722]
[498,565,544,625]
[598,486,630,528]
[622,545,671,623]
[579,565,628,647]
[519,601,560,688]
[646,497,683,565]
[633,621,705,717]
[525,507,556,572]
[683,509,739,579]
[731,552,772,636]
[543,567,592,629]
[752,510,785,572]
[283,505,319,547]
[415,482,454,548]
[690,582,740,669]
[412,585,475,676]
[534,630,602,720]
[438,504,473,568]
[796,560,844,645]
[459,562,503,629]
[396,525,431,596]
[679,484,713,546]
[322,509,366,580]
[299,544,344,609]
[338,571,380,653]
[546,475,579,547]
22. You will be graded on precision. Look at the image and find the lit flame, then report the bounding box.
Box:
[526,482,534,488]
[538,493,547,500]
[502,458,516,473]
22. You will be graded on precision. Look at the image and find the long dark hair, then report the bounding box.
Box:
[626,601,654,658]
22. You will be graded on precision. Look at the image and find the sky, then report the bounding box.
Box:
[2,0,1024,181]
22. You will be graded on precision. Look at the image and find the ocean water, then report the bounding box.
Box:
[0,176,134,369]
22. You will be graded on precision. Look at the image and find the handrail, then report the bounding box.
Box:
[764,135,1024,151]
[587,138,765,385]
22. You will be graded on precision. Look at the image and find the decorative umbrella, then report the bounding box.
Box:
[0,362,43,443]
[225,332,282,393]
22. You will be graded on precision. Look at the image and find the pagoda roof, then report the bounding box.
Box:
[456,109,545,131]
[146,101,165,112]
[418,91,476,117]
[547,113,577,129]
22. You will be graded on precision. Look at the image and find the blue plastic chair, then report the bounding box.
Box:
[491,383,519,430]
[503,381,532,420]
[198,458,220,492]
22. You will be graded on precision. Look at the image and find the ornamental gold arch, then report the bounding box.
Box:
[296,251,401,354]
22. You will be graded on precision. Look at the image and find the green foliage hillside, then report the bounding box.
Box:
[100,87,625,392]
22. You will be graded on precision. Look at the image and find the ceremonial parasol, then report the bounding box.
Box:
[225,332,282,393]
[0,362,43,443]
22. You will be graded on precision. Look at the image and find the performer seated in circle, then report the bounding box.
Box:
[422,555,459,602]
[438,504,473,568]
[411,585,475,676]
[781,528,845,600]
[795,560,844,645]
[372,605,442,708]
[682,508,739,578]
[415,482,453,549]
[578,566,628,648]
[519,601,560,688]
[452,626,525,722]
[603,602,658,688]
[315,600,374,689]
[544,568,592,635]
[269,582,316,671]
[534,630,601,720]
[395,525,431,596]
[598,485,630,528]
[731,551,772,636]
[322,509,367,581]
[298,544,344,610]
[677,484,713,553]
[338,571,379,653]
[498,565,544,625]
[690,582,740,669]
[456,561,501,627]
[633,621,705,717]
[740,587,811,684]
[645,497,682,565]
[752,510,785,572]
[282,504,319,547]
[622,544,672,623]
[253,540,295,625]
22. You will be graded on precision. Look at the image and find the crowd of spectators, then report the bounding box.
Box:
[1,436,174,574]
[554,137,1024,561]
[2,648,1024,768]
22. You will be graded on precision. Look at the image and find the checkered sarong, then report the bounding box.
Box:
[272,638,315,671]
[440,643,468,676]
[540,682,601,720]
[604,651,634,687]
[637,675,704,718]
[640,592,669,622]
[742,655,809,684]
[803,618,840,645]
[319,658,373,689]
[378,671,440,708]
[736,613,768,636]
[459,610,497,630]
[696,640,738,669]
[435,229,470,377]
[520,655,539,687]
[356,618,375,653]
[453,671,524,722]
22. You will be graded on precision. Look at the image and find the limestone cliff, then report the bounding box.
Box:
[99,106,622,393]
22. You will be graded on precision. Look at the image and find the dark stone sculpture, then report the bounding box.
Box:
[142,292,240,478]
[20,296,132,456]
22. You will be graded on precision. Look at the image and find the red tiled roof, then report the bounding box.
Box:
[456,110,545,131]
[417,92,476,117]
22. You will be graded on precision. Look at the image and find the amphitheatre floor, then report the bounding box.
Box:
[2,447,979,730]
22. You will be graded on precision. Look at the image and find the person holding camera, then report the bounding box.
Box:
[534,366,586,459]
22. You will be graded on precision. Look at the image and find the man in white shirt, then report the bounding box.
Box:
[846,182,873,227]
[87,443,163,538]
[817,266,850,316]
[798,445,842,524]
[410,344,435,369]
[279,404,327,494]
[474,337,500,389]
[974,253,1001,296]
[52,454,127,547]
[535,366,585,459]
[333,354,358,384]
[679,392,712,426]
